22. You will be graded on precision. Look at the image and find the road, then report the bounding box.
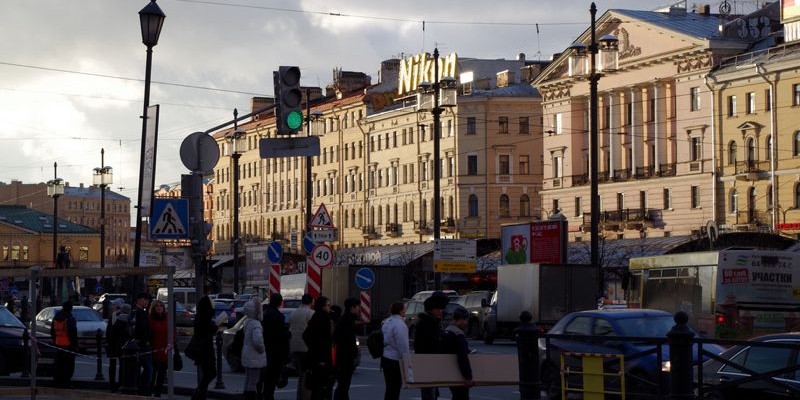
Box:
[68,337,523,400]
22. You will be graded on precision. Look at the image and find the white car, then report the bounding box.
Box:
[35,305,106,352]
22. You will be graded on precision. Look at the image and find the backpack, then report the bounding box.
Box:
[229,326,245,357]
[366,329,384,359]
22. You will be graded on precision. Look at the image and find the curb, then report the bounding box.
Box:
[0,377,241,400]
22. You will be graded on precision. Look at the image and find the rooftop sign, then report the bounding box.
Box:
[397,52,458,95]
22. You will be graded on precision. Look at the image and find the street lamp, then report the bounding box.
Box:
[226,111,245,294]
[568,2,618,300]
[416,48,457,289]
[93,148,113,271]
[47,162,65,302]
[133,0,165,286]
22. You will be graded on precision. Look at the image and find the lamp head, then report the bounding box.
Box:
[139,0,166,48]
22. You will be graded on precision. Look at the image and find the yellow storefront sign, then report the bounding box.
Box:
[434,260,476,273]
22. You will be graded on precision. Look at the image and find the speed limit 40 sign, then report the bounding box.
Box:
[311,244,334,268]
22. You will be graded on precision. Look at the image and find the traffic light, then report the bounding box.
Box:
[274,66,303,135]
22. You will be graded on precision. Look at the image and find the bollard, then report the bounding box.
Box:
[102,298,111,320]
[516,322,541,400]
[21,328,30,378]
[95,329,105,381]
[667,311,695,400]
[118,339,140,394]
[214,330,226,389]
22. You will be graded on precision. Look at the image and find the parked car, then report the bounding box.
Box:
[410,290,459,302]
[0,305,56,376]
[92,293,128,315]
[700,332,800,399]
[222,308,296,372]
[403,300,424,338]
[539,309,724,400]
[35,306,107,352]
[454,291,493,339]
[174,302,195,327]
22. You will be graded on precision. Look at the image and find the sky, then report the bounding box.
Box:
[0,0,759,206]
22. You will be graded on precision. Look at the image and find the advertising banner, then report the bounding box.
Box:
[501,220,568,265]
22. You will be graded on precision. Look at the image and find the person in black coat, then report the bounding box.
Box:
[333,298,360,400]
[191,296,218,400]
[106,300,130,393]
[132,293,153,396]
[441,307,474,400]
[303,296,334,400]
[261,293,291,400]
[413,293,449,400]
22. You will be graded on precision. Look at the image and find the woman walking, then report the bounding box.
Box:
[149,299,171,397]
[241,298,266,400]
[381,302,410,400]
[191,296,218,400]
[303,296,334,400]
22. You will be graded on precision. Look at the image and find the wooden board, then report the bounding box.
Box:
[400,353,519,388]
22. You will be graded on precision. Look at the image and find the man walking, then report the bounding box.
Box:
[442,307,474,400]
[132,292,153,396]
[50,301,78,388]
[290,294,315,400]
[414,292,449,400]
[261,293,290,400]
[381,301,410,400]
[333,298,360,400]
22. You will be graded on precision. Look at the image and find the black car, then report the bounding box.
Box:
[700,332,800,399]
[0,305,55,376]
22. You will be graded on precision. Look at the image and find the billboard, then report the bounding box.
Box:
[782,0,800,23]
[501,220,568,265]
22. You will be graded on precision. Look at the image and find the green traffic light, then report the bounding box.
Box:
[287,110,303,130]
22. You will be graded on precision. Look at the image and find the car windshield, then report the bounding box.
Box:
[615,316,674,337]
[0,307,24,328]
[71,308,103,322]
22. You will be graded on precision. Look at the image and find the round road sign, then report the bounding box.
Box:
[311,244,334,268]
[355,268,375,290]
[267,241,283,264]
[180,132,221,174]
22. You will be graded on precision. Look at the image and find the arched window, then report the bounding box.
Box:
[499,194,510,217]
[795,132,800,156]
[766,184,773,209]
[468,195,479,217]
[520,194,531,217]
[403,202,408,222]
[448,196,454,219]
[730,189,738,213]
[766,135,772,161]
[728,141,737,165]
[746,137,756,163]
[748,187,757,214]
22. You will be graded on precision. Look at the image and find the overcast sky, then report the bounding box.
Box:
[0,0,756,205]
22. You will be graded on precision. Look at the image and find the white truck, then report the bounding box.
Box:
[628,249,800,338]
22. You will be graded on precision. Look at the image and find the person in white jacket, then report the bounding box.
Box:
[381,301,410,400]
[242,299,267,400]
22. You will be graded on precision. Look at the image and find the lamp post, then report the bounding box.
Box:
[568,2,618,300]
[133,0,165,291]
[47,162,65,302]
[306,108,324,231]
[416,48,457,289]
[226,110,245,295]
[94,149,113,272]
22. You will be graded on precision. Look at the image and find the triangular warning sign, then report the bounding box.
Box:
[309,203,335,228]
[152,203,187,235]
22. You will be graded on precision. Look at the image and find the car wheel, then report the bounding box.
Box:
[541,362,561,400]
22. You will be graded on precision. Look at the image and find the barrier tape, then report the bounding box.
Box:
[35,339,172,361]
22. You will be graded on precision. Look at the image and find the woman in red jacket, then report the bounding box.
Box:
[149,300,172,397]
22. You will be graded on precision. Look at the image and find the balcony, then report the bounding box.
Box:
[658,163,676,177]
[414,220,431,234]
[361,225,379,239]
[635,166,654,179]
[598,171,611,183]
[385,223,401,237]
[733,210,770,229]
[735,160,768,181]
[613,168,632,181]
[571,174,589,186]
[582,208,657,232]
[441,217,456,233]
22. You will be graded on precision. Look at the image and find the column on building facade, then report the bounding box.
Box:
[629,86,643,176]
[652,81,667,173]
[607,91,620,178]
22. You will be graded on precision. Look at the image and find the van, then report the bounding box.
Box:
[156,287,197,308]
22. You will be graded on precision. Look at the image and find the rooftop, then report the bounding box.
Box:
[0,205,97,234]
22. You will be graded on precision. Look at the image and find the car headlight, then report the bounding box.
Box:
[661,361,671,372]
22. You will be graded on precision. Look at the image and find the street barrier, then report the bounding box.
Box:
[214,330,226,389]
[94,329,104,381]
[21,328,30,378]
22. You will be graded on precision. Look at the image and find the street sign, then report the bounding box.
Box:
[259,137,321,158]
[434,239,477,273]
[267,241,283,264]
[290,229,298,250]
[308,229,336,243]
[303,234,316,254]
[311,244,334,268]
[355,267,375,290]
[180,131,220,174]
[309,204,335,229]
[150,199,189,239]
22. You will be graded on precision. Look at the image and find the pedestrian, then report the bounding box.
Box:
[289,294,315,400]
[149,299,173,397]
[242,298,267,400]
[106,298,129,393]
[333,297,360,400]
[330,304,343,325]
[414,292,449,400]
[441,307,474,400]
[50,301,78,388]
[261,293,291,400]
[132,292,153,396]
[303,296,334,400]
[381,301,410,400]
[191,296,218,400]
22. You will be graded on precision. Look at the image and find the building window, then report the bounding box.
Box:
[466,117,477,135]
[499,116,509,134]
[519,117,530,134]
[766,136,772,161]
[626,101,633,126]
[499,155,510,175]
[746,92,755,114]
[520,195,530,217]
[690,137,701,161]
[603,105,610,129]
[648,97,656,122]
[766,184,773,209]
[79,246,89,261]
[728,141,737,165]
[553,155,563,178]
[499,195,510,217]
[746,138,756,163]
[796,185,800,208]
[468,194,479,217]
[552,198,560,213]
[663,188,672,210]
[690,87,700,111]
[727,95,737,117]
[553,113,563,134]
[795,132,800,156]
[765,88,772,111]
[691,186,700,209]
[519,155,530,175]
[574,197,582,217]
[467,155,478,175]
[730,189,738,213]
[794,84,800,106]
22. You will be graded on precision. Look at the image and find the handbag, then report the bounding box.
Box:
[173,350,184,371]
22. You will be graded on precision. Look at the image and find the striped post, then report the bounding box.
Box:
[359,290,371,323]
[306,257,321,298]
[269,263,281,296]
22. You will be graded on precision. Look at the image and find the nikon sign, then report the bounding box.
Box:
[397,52,458,95]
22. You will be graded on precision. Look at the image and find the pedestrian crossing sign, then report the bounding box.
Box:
[309,203,335,229]
[150,198,189,240]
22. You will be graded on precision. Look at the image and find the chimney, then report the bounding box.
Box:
[703,4,710,15]
[517,52,526,62]
[251,97,275,121]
